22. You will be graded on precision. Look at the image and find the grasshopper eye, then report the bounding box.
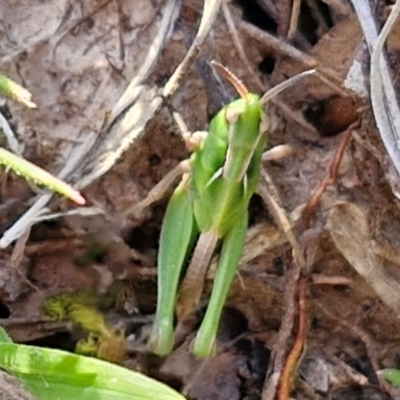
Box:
[225,103,245,124]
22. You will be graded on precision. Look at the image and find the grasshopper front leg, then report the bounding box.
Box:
[149,174,199,356]
[123,161,188,220]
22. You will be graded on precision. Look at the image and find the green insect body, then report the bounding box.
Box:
[191,95,265,235]
[149,81,267,357]
[0,147,85,205]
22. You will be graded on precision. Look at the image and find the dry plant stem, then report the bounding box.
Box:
[10,228,30,269]
[9,228,41,292]
[304,0,329,35]
[0,111,21,154]
[108,0,181,124]
[24,238,84,256]
[0,195,29,218]
[258,170,306,268]
[0,317,57,326]
[301,121,357,229]
[237,17,348,92]
[172,111,193,147]
[277,273,307,400]
[288,0,301,40]
[270,98,318,134]
[255,0,276,18]
[275,0,292,36]
[33,207,102,224]
[221,2,265,92]
[352,0,400,188]
[320,0,352,15]
[311,274,352,286]
[163,0,222,97]
[177,231,219,320]
[0,318,70,342]
[262,257,301,400]
[313,70,349,98]
[326,353,368,385]
[237,19,315,67]
[296,379,324,400]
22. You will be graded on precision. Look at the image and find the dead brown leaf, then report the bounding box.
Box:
[328,202,400,317]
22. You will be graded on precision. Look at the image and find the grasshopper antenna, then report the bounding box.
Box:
[260,69,315,105]
[211,60,250,100]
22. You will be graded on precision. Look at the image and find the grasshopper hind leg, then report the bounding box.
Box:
[192,211,248,358]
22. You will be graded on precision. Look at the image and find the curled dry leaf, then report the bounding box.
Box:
[327,202,400,317]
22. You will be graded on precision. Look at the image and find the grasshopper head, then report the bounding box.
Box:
[211,61,269,140]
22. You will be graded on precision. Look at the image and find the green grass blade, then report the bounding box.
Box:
[0,73,36,108]
[0,147,85,205]
[0,339,185,400]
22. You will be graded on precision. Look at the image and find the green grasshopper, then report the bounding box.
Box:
[148,62,313,357]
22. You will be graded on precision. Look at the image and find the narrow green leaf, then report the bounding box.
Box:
[0,73,36,108]
[0,341,185,400]
[0,147,85,205]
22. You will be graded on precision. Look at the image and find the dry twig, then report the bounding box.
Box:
[301,120,358,229]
